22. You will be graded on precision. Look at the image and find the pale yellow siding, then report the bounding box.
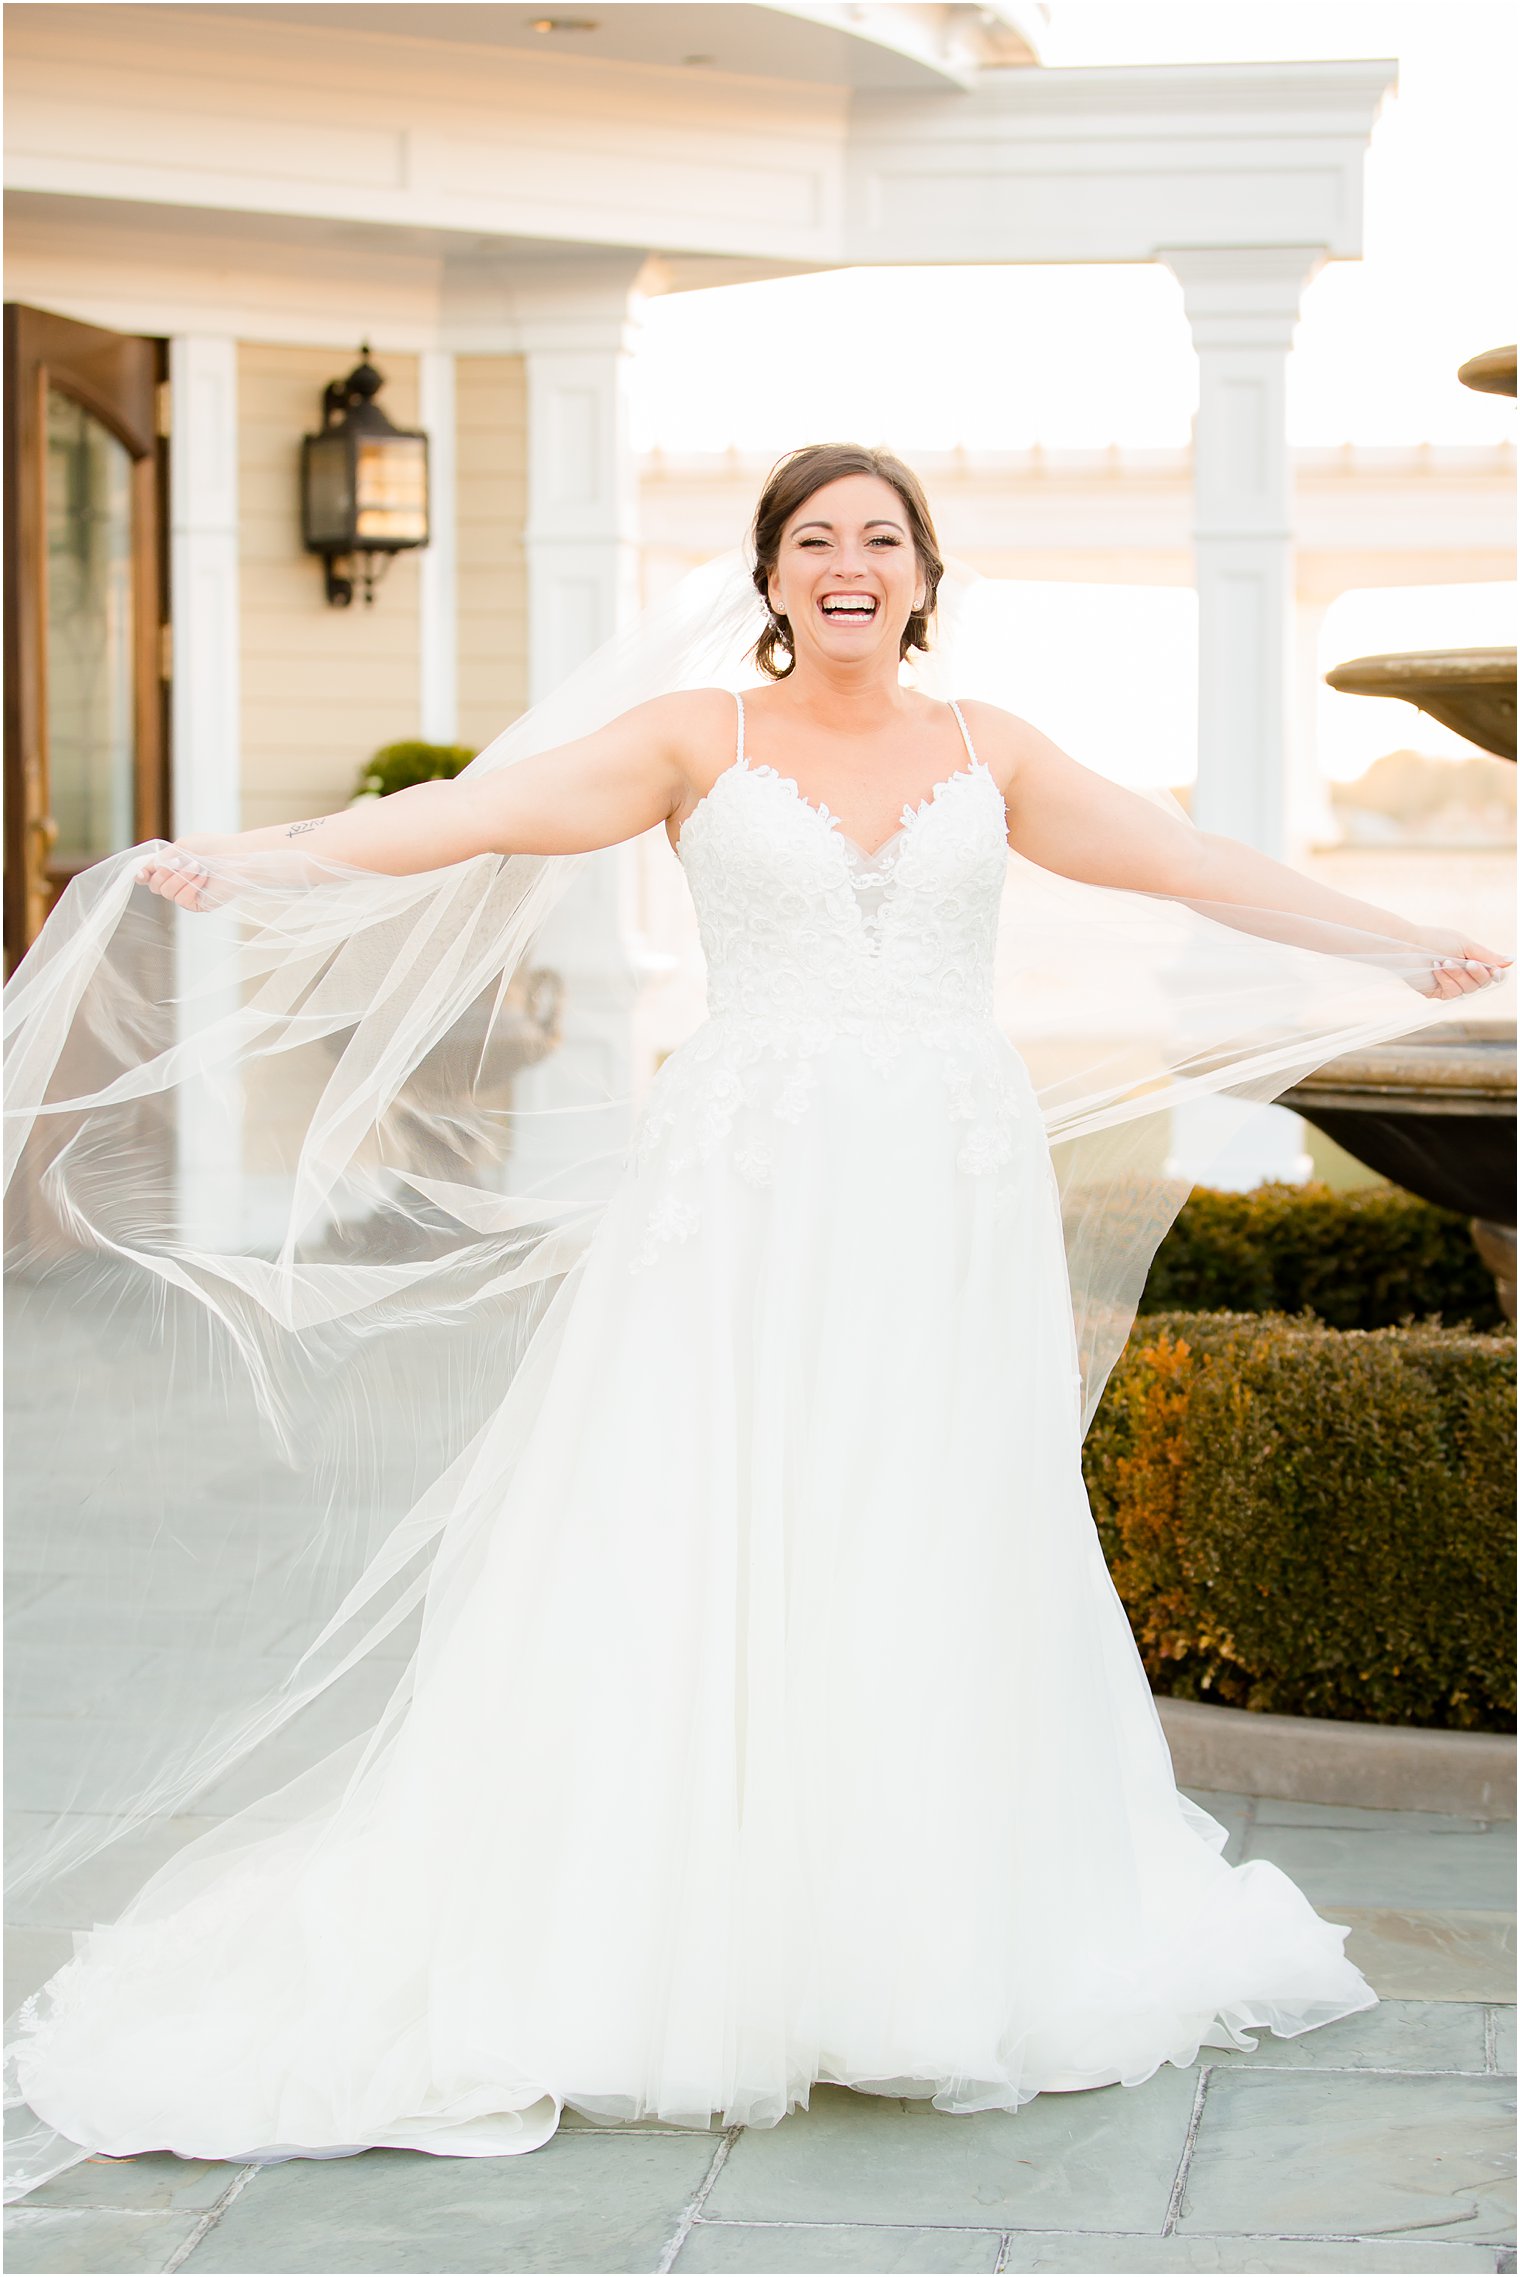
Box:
[237,342,423,831]
[455,355,528,755]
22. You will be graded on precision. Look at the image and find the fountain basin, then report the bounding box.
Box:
[1457,344,1517,398]
[1280,1022,1515,1224]
[1280,1021,1517,1317]
[1323,649,1517,763]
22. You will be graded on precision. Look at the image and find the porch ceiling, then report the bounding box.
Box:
[0,185,821,350]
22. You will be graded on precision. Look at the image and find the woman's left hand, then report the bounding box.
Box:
[1418,928,1512,999]
[135,842,220,911]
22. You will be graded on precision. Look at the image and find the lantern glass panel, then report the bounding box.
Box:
[302,433,356,549]
[354,436,428,545]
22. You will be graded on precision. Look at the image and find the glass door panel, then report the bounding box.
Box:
[5,303,165,972]
[45,386,137,870]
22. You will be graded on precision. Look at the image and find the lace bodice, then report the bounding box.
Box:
[675,692,1007,1042]
[621,694,1034,1270]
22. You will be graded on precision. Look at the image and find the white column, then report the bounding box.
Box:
[1290,590,1341,856]
[417,349,458,745]
[1162,250,1323,1189]
[167,335,244,1247]
[523,315,643,701]
[1164,246,1324,859]
[509,289,647,1191]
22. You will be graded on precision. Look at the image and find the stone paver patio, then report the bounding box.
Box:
[4,1789,1514,2275]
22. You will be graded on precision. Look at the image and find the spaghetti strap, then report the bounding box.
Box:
[734,689,746,766]
[948,698,978,770]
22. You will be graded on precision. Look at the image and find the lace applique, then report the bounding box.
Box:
[625,728,1022,1272]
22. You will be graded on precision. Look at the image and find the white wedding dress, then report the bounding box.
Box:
[10,692,1378,2176]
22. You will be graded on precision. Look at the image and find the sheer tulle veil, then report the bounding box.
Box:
[4,546,1453,2096]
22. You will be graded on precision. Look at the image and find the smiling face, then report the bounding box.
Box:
[766,473,929,679]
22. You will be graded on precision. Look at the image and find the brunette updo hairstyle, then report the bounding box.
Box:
[749,443,945,681]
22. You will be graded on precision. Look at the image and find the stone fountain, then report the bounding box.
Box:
[1286,346,1517,1317]
[1324,346,1516,758]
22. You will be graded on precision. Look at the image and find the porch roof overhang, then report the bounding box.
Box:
[194,2,1049,90]
[4,3,1396,333]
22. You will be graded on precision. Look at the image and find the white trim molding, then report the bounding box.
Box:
[843,60,1395,266]
[167,332,240,835]
[417,348,458,745]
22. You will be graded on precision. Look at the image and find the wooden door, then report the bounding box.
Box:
[4,305,168,972]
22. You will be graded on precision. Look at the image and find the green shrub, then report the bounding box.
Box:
[1083,1310,1516,1732]
[355,740,476,799]
[1141,1180,1502,1331]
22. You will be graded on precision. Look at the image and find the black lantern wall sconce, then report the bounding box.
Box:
[301,346,430,607]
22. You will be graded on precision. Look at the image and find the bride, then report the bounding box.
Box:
[3,443,1506,2195]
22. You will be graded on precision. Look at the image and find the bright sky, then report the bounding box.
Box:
[631,2,1516,793]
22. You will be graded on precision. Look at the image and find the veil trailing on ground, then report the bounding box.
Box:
[4,548,1458,2189]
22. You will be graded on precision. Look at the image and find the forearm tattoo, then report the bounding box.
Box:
[286,818,328,838]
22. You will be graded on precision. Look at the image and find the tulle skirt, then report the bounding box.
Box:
[9,1025,1377,2174]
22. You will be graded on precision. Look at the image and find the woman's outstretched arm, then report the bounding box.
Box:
[968,702,1511,1001]
[136,690,720,908]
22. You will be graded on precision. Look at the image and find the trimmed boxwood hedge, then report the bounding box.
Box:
[354,740,476,800]
[1140,1181,1502,1332]
[1083,1309,1516,1734]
